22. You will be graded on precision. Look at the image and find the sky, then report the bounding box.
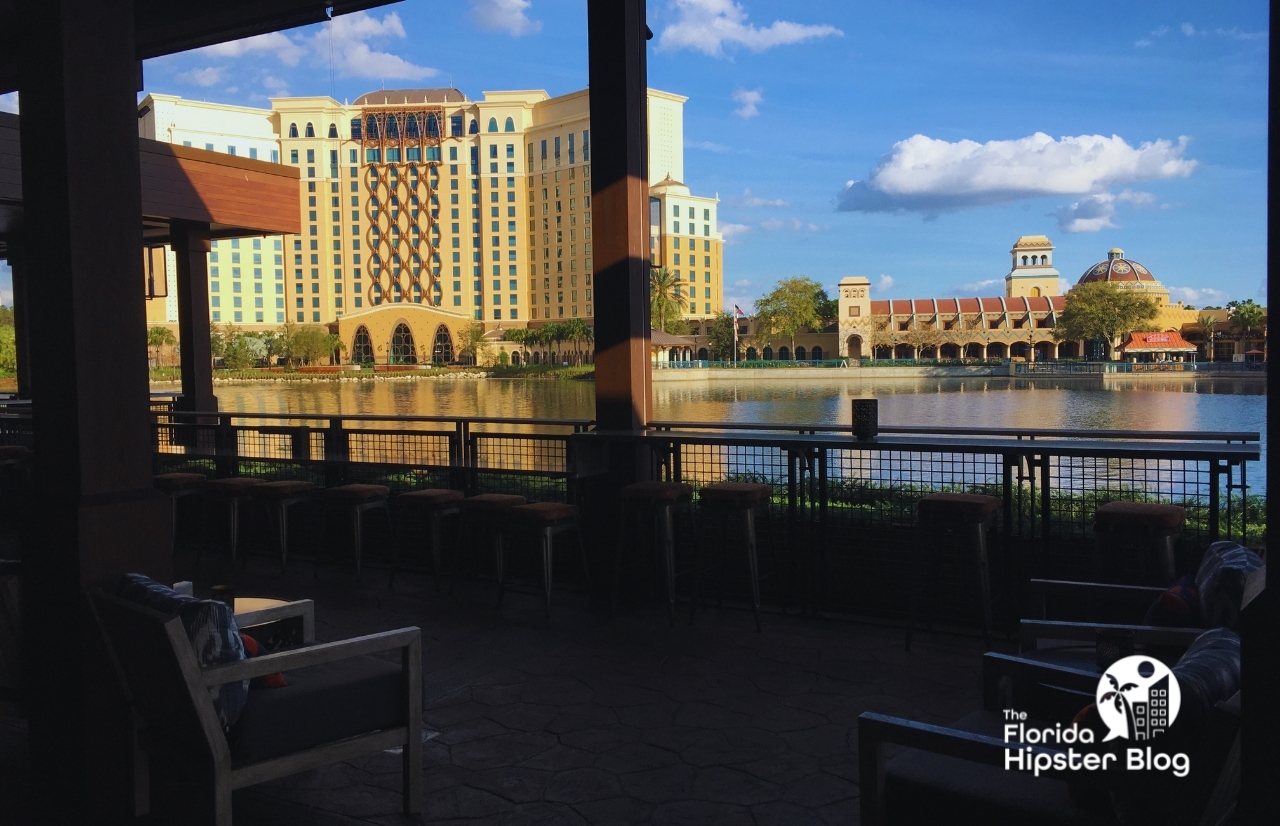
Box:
[0,0,1269,314]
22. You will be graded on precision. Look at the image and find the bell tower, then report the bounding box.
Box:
[1005,235,1061,298]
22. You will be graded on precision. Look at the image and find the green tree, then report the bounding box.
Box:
[221,333,259,369]
[458,322,491,366]
[502,327,530,366]
[288,325,333,366]
[1227,299,1265,337]
[754,276,823,354]
[542,321,568,364]
[1197,313,1218,362]
[562,318,592,365]
[706,312,737,361]
[0,321,15,373]
[146,326,176,367]
[649,267,688,334]
[1053,282,1159,356]
[814,288,839,328]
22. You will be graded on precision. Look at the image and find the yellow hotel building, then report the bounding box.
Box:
[138,87,723,362]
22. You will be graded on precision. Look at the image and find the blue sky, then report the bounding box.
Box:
[0,0,1269,313]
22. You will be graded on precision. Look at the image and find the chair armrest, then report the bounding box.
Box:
[1025,578,1163,618]
[1019,619,1205,650]
[235,598,315,644]
[201,626,420,687]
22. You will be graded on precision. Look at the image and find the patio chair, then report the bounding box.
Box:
[859,627,1243,826]
[91,576,422,825]
[1019,540,1264,672]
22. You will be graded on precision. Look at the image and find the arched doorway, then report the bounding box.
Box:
[987,341,1009,360]
[845,335,864,359]
[697,347,709,361]
[762,346,774,360]
[1032,342,1055,361]
[351,325,374,365]
[964,342,985,359]
[391,323,417,364]
[778,346,791,360]
[893,344,914,360]
[939,343,961,359]
[430,324,453,364]
[811,345,823,360]
[746,347,758,360]
[873,345,893,359]
[511,351,522,366]
[795,346,806,360]
[1058,341,1081,359]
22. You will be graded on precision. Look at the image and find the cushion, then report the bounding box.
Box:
[508,502,578,524]
[1193,541,1264,628]
[116,573,249,730]
[700,482,772,506]
[1094,502,1185,533]
[917,493,1001,523]
[620,481,693,503]
[1142,575,1201,627]
[239,632,288,689]
[227,654,405,764]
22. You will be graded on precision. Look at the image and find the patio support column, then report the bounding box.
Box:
[171,219,218,414]
[18,0,169,819]
[588,0,651,430]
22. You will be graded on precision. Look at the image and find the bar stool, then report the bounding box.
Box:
[615,481,694,625]
[1093,502,1185,585]
[503,501,589,617]
[245,480,318,572]
[393,488,464,591]
[320,483,392,580]
[153,471,206,555]
[458,493,528,590]
[200,476,265,563]
[906,492,1001,651]
[694,481,774,632]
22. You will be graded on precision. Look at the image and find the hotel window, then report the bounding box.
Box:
[304,123,315,138]
[288,123,298,138]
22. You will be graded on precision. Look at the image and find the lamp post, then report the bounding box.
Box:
[1028,326,1036,364]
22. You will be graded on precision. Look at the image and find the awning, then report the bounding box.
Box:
[1117,331,1198,353]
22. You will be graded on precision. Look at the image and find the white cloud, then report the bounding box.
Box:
[1169,286,1230,305]
[177,67,225,87]
[658,0,842,57]
[469,0,541,36]
[299,12,436,81]
[0,92,17,114]
[195,12,435,81]
[732,87,763,118]
[876,274,895,292]
[261,74,290,96]
[731,279,752,289]
[739,188,786,207]
[686,138,730,153]
[1139,22,1263,45]
[759,217,823,233]
[720,222,751,242]
[199,32,305,66]
[960,278,1001,292]
[838,132,1196,220]
[1056,189,1157,233]
[1181,22,1197,36]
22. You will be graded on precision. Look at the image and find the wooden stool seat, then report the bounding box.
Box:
[916,492,1001,523]
[700,482,771,507]
[246,481,317,571]
[907,492,1001,651]
[460,493,529,512]
[393,488,466,591]
[501,502,587,617]
[1093,502,1185,584]
[0,445,32,463]
[154,472,207,493]
[249,480,317,499]
[324,483,390,503]
[620,481,693,503]
[1094,502,1186,532]
[508,502,578,524]
[204,476,265,494]
[200,477,265,562]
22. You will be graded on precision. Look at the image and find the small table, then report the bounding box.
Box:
[234,596,315,646]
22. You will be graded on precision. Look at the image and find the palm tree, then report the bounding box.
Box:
[649,267,688,334]
[563,318,591,365]
[1197,313,1217,362]
[458,322,490,366]
[1099,672,1139,740]
[502,327,530,366]
[146,326,176,367]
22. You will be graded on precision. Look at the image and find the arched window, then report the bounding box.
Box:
[288,123,298,138]
[468,118,479,135]
[763,346,774,360]
[811,346,823,360]
[386,115,399,139]
[795,346,806,360]
[390,323,417,364]
[697,347,709,361]
[366,115,379,139]
[778,346,791,360]
[511,351,522,366]
[746,347,758,360]
[304,122,315,138]
[350,118,362,139]
[351,326,374,365]
[487,117,498,133]
[327,123,338,138]
[1021,255,1028,266]
[503,116,515,132]
[406,115,419,138]
[431,324,454,364]
[1031,287,1042,298]
[426,114,440,137]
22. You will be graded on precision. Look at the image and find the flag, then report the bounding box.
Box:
[734,304,745,317]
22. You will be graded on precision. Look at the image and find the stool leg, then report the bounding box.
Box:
[352,506,363,581]
[495,526,506,607]
[226,497,240,563]
[973,521,993,649]
[542,527,554,618]
[660,503,676,627]
[575,524,591,592]
[276,501,289,572]
[429,512,443,593]
[744,508,762,633]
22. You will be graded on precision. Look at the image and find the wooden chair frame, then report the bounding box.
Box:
[91,591,422,825]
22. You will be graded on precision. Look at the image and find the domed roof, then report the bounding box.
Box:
[1077,247,1159,286]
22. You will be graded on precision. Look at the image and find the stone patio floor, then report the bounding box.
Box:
[2,537,1004,825]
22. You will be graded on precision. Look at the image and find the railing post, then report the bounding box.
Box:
[1208,458,1223,540]
[214,416,237,478]
[324,418,349,487]
[289,426,311,464]
[450,420,470,493]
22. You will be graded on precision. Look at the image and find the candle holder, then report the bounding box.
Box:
[852,398,878,441]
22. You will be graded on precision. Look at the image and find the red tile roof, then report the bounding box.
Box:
[1117,331,1198,352]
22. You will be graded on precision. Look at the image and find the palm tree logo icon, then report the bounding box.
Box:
[1096,656,1181,742]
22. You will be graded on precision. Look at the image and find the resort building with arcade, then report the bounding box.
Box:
[138,85,724,363]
